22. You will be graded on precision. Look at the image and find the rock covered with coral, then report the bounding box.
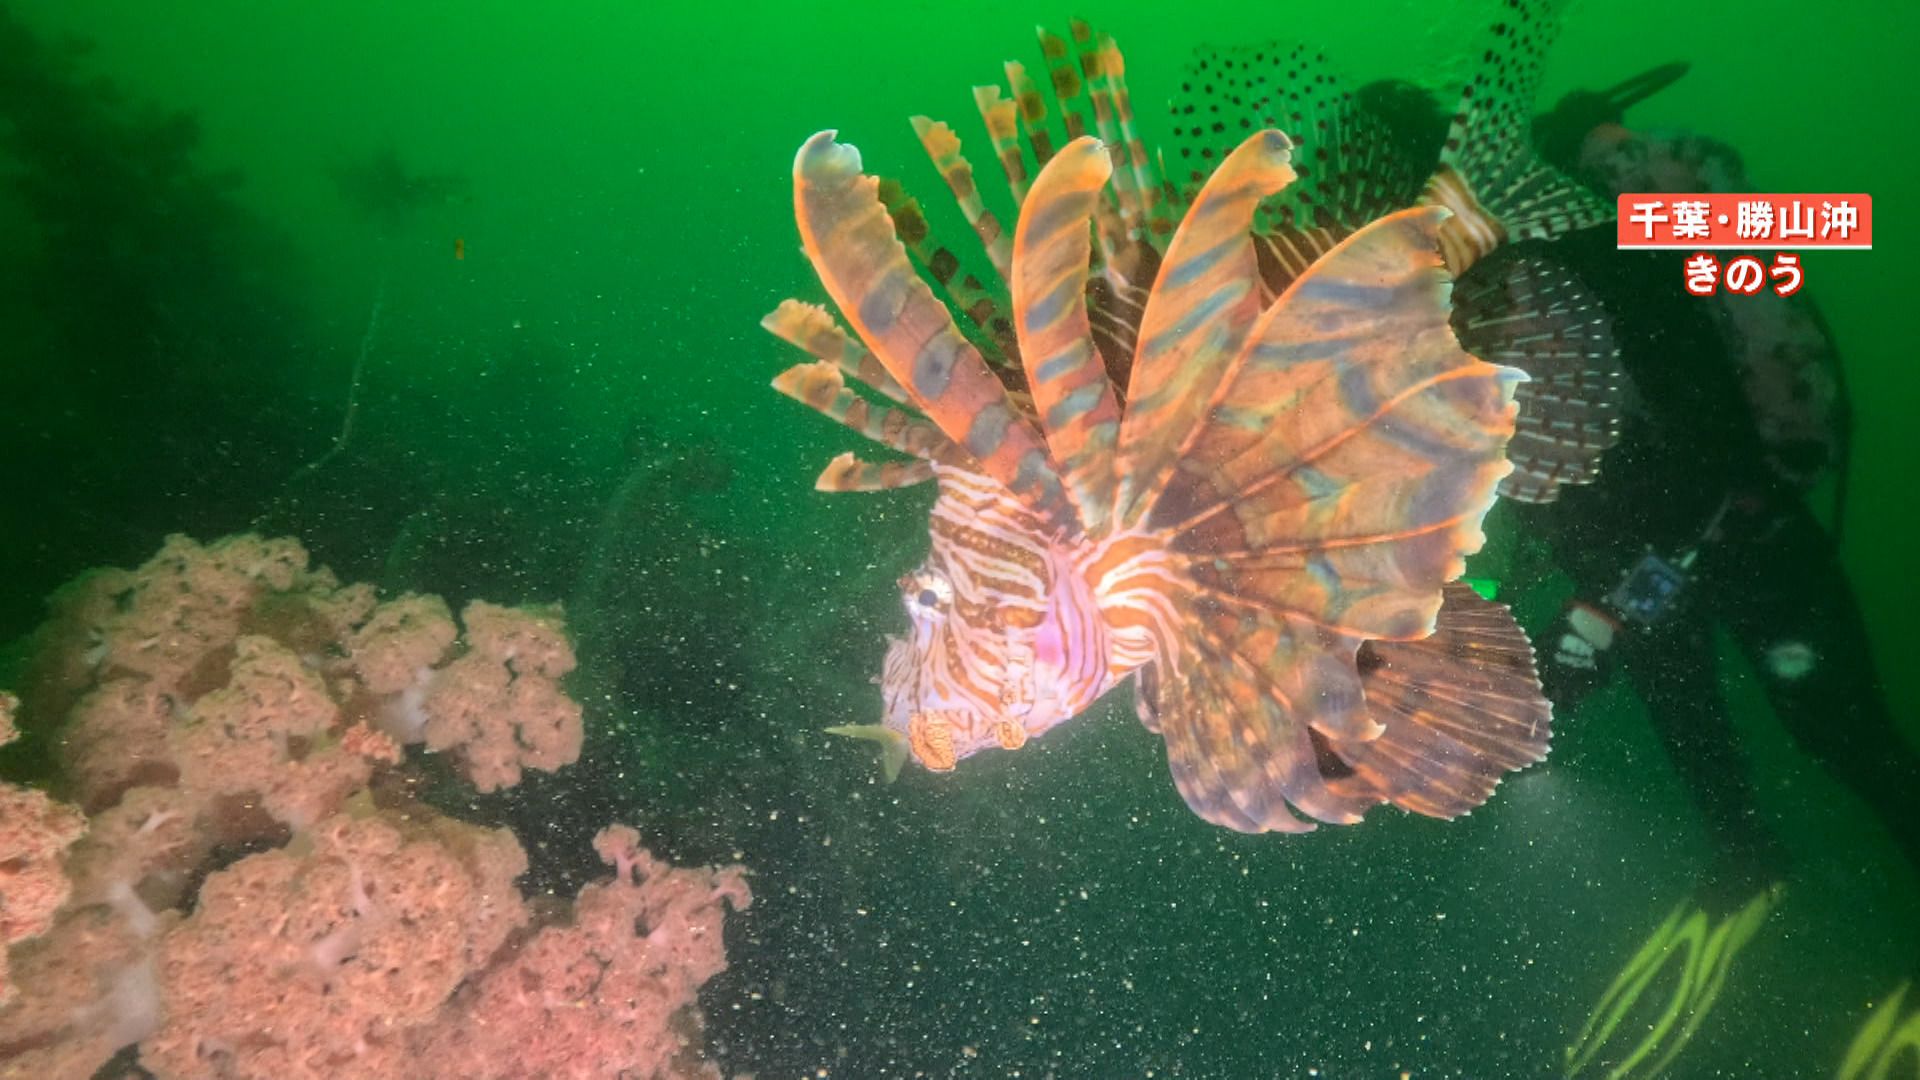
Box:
[0,535,749,1079]
[0,692,87,1011]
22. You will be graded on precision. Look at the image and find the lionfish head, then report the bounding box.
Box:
[879,560,1084,774]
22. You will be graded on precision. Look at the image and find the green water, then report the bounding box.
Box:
[2,0,1914,1076]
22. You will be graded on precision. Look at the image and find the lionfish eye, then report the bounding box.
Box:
[902,569,953,616]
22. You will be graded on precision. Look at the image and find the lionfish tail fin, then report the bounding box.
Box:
[790,132,1076,532]
[1450,246,1624,502]
[1431,0,1611,270]
[1131,201,1521,833]
[1010,136,1124,533]
[1330,583,1552,818]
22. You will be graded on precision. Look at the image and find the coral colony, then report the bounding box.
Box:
[0,535,750,1079]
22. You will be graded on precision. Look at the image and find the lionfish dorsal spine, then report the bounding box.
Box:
[1114,130,1298,528]
[790,131,1077,535]
[1008,136,1124,535]
[909,116,1014,282]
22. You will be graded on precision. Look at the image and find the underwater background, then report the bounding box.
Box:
[1,0,1914,1076]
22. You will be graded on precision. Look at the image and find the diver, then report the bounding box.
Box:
[1353,53,1916,1075]
[1525,66,1918,898]
[1511,66,1920,1076]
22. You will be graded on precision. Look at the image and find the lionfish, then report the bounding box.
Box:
[761,18,1560,833]
[1160,0,1626,502]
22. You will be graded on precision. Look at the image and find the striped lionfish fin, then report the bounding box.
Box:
[770,360,954,462]
[1100,37,1168,239]
[1330,583,1552,818]
[1031,24,1127,272]
[762,299,912,405]
[1010,137,1123,533]
[910,116,1015,281]
[1430,0,1612,271]
[876,176,1023,379]
[1153,627,1381,833]
[1162,33,1624,499]
[1249,225,1348,305]
[1115,130,1296,528]
[1003,60,1056,172]
[972,85,1030,203]
[1451,245,1624,503]
[1072,20,1160,244]
[1134,201,1521,832]
[1154,205,1518,648]
[1036,25,1090,141]
[816,453,935,492]
[790,131,1077,533]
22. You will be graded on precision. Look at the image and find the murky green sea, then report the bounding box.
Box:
[2,1,1914,1076]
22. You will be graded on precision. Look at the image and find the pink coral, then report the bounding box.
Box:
[0,786,87,1012]
[347,594,458,697]
[169,635,376,831]
[96,534,309,686]
[0,535,746,1078]
[0,901,173,1078]
[420,602,584,793]
[140,811,530,1080]
[412,824,751,1080]
[0,692,89,1011]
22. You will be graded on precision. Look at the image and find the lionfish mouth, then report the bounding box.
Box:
[906,710,1030,771]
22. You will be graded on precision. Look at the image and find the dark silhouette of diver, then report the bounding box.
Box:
[1525,80,1919,904]
[1448,67,1920,1076]
[1356,59,1920,1076]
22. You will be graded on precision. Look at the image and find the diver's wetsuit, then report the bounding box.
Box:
[1518,225,1920,905]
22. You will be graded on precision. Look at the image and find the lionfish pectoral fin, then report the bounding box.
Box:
[824,723,911,784]
[1330,583,1552,819]
[1128,200,1522,833]
[1142,626,1383,835]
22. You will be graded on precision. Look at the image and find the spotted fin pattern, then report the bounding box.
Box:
[1450,244,1622,502]
[1433,0,1612,267]
[1168,42,1421,236]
